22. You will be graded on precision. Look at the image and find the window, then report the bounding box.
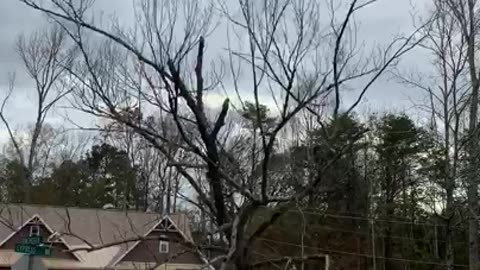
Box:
[29,225,40,237]
[159,234,169,254]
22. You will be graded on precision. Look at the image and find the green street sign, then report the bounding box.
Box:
[15,244,51,256]
[22,236,42,245]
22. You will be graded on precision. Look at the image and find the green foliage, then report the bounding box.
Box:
[0,159,28,203]
[82,143,138,208]
[310,113,367,151]
[32,160,87,206]
[375,114,425,161]
[1,143,139,209]
[241,101,276,131]
[251,113,457,270]
[372,113,430,213]
[289,114,368,214]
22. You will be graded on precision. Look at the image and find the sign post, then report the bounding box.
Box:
[27,254,33,270]
[14,244,52,256]
[15,236,52,270]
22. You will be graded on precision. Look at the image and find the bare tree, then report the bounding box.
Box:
[0,25,75,203]
[102,112,186,213]
[396,1,469,268]
[16,0,426,268]
[439,0,480,268]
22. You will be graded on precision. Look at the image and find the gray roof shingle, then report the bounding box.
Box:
[0,203,193,268]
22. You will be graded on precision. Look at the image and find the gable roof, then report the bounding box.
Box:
[0,203,196,268]
[111,215,193,265]
[0,214,82,261]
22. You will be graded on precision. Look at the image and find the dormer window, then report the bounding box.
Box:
[159,234,169,254]
[30,225,40,237]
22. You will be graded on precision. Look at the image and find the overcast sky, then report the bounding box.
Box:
[0,0,433,144]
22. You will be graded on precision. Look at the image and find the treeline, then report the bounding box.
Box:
[1,143,138,209]
[0,110,471,269]
[0,119,183,213]
[251,112,470,270]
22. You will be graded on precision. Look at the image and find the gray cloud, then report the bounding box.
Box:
[0,0,434,142]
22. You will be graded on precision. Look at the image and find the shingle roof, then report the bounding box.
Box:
[0,203,194,268]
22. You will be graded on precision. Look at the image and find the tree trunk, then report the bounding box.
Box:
[445,150,455,269]
[172,179,179,213]
[166,180,171,215]
[384,165,395,270]
[444,85,455,270]
[384,206,394,270]
[467,169,479,270]
[466,2,480,266]
[166,167,172,215]
[384,189,394,269]
[144,172,149,211]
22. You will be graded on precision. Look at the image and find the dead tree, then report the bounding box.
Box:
[0,25,75,203]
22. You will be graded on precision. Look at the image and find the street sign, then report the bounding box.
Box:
[15,244,51,256]
[22,236,42,245]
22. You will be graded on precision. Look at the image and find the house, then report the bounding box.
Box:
[0,204,209,270]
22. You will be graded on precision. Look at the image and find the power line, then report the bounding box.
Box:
[256,237,469,268]
[286,223,467,245]
[252,207,471,267]
[257,206,466,229]
[257,211,467,245]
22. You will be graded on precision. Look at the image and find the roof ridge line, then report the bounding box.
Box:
[0,203,188,216]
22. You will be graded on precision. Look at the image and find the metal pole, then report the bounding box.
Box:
[27,254,33,270]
